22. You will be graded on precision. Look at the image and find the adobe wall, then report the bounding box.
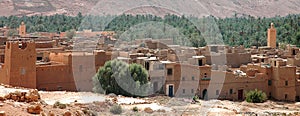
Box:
[165,63,181,96]
[0,64,8,84]
[49,52,71,65]
[296,81,300,101]
[198,71,268,101]
[271,66,296,101]
[206,52,251,68]
[94,51,112,70]
[35,42,54,48]
[71,54,97,92]
[176,64,200,97]
[36,64,76,91]
[287,58,300,67]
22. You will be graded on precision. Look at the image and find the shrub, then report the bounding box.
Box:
[53,101,67,109]
[110,104,122,114]
[193,95,199,101]
[132,106,139,112]
[93,59,150,97]
[245,89,267,103]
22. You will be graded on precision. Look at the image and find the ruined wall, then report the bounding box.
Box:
[0,41,37,88]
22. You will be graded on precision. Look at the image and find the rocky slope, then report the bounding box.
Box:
[0,0,300,18]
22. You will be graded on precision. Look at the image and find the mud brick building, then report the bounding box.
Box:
[1,22,300,102]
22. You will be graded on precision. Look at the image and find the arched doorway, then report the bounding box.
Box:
[202,89,208,100]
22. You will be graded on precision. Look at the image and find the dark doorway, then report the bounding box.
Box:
[202,89,208,100]
[238,89,244,100]
[198,59,203,66]
[168,85,174,97]
[293,50,296,55]
[145,62,150,70]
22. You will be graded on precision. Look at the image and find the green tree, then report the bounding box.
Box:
[93,59,150,97]
[293,32,300,47]
[245,89,267,103]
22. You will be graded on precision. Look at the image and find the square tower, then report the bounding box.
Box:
[2,41,37,88]
[267,23,277,48]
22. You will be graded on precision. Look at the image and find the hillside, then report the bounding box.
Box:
[0,0,300,18]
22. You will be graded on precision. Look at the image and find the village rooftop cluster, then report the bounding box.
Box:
[0,22,300,102]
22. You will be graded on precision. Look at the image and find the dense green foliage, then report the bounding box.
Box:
[1,13,300,47]
[92,59,150,97]
[245,89,267,103]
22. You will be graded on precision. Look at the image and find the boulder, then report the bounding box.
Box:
[48,111,55,116]
[63,111,72,116]
[27,104,42,114]
[0,111,5,116]
[75,110,85,116]
[4,94,10,99]
[157,109,166,113]
[112,97,118,103]
[0,96,5,101]
[11,94,18,101]
[25,93,39,102]
[40,112,47,116]
[144,107,154,113]
[19,96,25,102]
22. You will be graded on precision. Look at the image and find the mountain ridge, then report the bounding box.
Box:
[0,0,300,18]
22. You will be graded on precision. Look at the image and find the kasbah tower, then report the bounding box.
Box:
[268,23,277,48]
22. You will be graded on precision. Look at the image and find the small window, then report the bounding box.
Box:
[285,81,288,86]
[216,90,219,95]
[167,68,173,75]
[261,59,265,62]
[182,77,185,81]
[204,73,207,78]
[20,68,26,75]
[191,89,194,94]
[183,89,185,94]
[192,76,195,80]
[37,57,43,61]
[268,80,272,86]
[285,94,288,100]
[229,89,233,94]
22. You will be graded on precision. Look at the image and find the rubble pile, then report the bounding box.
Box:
[27,104,42,114]
[2,89,40,102]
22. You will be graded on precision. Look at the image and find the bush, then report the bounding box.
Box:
[132,106,139,112]
[245,89,267,103]
[53,101,67,109]
[110,104,122,114]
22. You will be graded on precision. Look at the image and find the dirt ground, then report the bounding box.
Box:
[1,85,300,116]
